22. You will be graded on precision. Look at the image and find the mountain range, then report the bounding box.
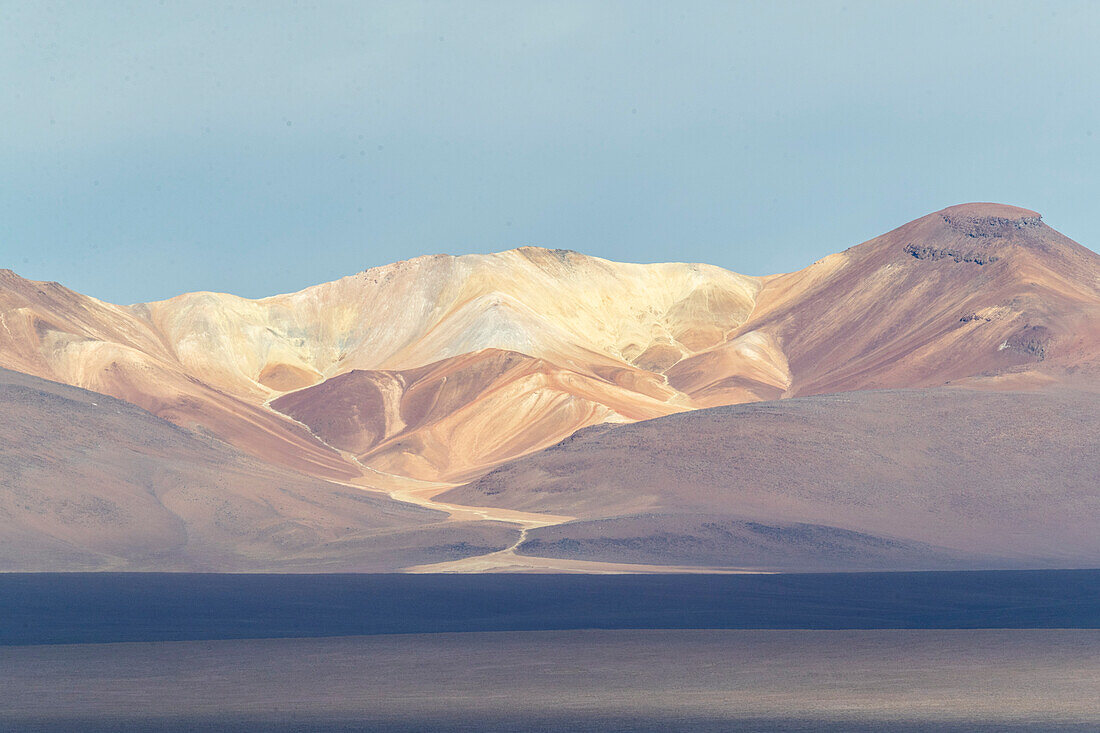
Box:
[1,202,1098,571]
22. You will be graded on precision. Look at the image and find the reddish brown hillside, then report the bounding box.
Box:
[679,203,1100,398]
[272,348,681,482]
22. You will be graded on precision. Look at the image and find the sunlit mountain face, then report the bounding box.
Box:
[1,203,1098,571]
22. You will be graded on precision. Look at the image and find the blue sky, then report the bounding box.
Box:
[2,0,1098,303]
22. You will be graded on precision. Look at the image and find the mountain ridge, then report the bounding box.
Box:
[2,202,1098,485]
[1,202,1098,571]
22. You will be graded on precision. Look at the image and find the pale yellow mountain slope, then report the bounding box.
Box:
[0,248,762,481]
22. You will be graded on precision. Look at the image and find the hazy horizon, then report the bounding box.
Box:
[3,1,1099,303]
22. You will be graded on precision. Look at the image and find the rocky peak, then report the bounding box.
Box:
[939,203,1043,238]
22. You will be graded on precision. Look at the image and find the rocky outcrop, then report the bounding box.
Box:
[1001,325,1052,361]
[904,242,1000,265]
[942,210,1043,238]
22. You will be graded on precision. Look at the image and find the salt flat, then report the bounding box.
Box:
[2,630,1097,732]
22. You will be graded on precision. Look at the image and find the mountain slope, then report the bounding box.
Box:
[272,348,684,482]
[0,271,362,481]
[670,204,1100,402]
[140,247,760,392]
[0,251,762,482]
[442,388,1100,569]
[0,368,516,571]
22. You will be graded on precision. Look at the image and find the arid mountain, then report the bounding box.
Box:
[272,348,680,482]
[2,203,1097,487]
[0,203,1098,570]
[0,368,515,571]
[668,203,1100,404]
[0,250,762,482]
[0,270,361,482]
[442,388,1100,570]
